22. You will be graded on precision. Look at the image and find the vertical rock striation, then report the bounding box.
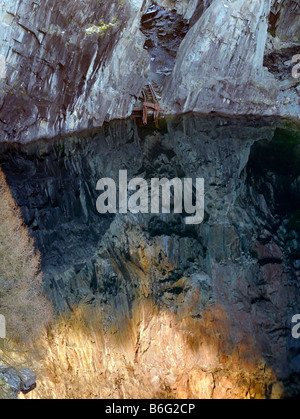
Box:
[0,0,299,144]
[1,115,300,398]
[163,0,299,118]
[274,0,300,43]
[0,0,150,143]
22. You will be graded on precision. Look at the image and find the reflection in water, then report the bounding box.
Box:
[0,114,299,398]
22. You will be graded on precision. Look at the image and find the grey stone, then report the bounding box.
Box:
[162,0,299,119]
[0,0,150,143]
[1,114,299,397]
[0,0,298,144]
[17,368,37,393]
[0,365,37,399]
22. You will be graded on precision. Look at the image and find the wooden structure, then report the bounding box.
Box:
[133,83,163,125]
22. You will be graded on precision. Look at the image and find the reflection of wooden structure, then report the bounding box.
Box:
[133,83,163,125]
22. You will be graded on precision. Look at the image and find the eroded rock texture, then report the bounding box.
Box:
[163,0,299,118]
[140,4,189,85]
[147,0,197,20]
[1,115,300,398]
[0,365,36,399]
[0,0,299,144]
[272,0,300,43]
[0,0,150,143]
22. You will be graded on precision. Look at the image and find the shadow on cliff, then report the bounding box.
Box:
[0,113,300,398]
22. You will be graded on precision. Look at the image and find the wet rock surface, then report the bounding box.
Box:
[0,114,300,397]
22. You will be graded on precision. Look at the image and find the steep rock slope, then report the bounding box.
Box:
[163,0,299,118]
[0,0,298,144]
[1,115,300,398]
[0,0,150,143]
[273,0,300,43]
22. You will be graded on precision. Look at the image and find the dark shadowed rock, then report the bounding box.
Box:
[0,114,299,397]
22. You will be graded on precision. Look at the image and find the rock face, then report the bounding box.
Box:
[0,0,299,144]
[1,114,300,398]
[273,0,300,43]
[162,0,299,118]
[0,365,36,399]
[148,0,197,20]
[140,4,189,85]
[0,0,299,399]
[0,0,150,143]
